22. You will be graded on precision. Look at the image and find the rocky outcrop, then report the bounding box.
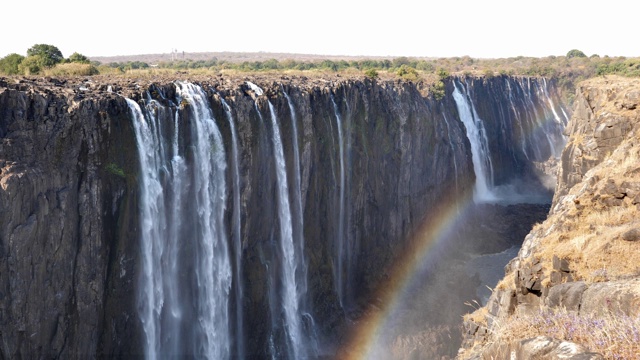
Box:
[0,74,568,358]
[459,76,640,360]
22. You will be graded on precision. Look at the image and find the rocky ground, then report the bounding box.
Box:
[459,76,640,359]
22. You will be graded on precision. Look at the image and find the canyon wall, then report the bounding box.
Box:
[0,75,566,358]
[459,76,640,359]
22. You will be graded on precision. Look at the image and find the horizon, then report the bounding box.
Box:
[2,0,638,60]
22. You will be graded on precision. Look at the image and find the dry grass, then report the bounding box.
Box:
[531,122,640,282]
[495,308,640,360]
[463,302,489,324]
[44,63,98,76]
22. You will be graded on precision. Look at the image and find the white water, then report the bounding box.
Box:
[174,82,232,359]
[220,96,244,359]
[130,82,232,360]
[330,96,347,308]
[452,81,497,202]
[282,89,310,311]
[267,102,305,359]
[246,81,264,96]
[128,98,165,360]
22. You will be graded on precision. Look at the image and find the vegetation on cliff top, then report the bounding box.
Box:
[3,45,640,85]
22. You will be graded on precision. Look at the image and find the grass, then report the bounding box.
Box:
[495,308,640,360]
[45,63,98,76]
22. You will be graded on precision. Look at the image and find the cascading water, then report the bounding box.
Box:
[267,101,305,359]
[129,81,232,360]
[247,81,309,359]
[219,96,244,359]
[175,82,232,359]
[283,90,318,348]
[452,80,496,202]
[128,98,166,360]
[330,96,348,309]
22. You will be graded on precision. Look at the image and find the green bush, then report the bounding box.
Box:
[0,53,25,75]
[397,65,418,81]
[68,52,90,64]
[18,56,43,75]
[364,68,379,79]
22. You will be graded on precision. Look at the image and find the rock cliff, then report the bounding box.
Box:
[459,76,640,360]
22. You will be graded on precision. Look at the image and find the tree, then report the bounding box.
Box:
[566,49,587,58]
[68,52,90,64]
[26,44,64,67]
[0,53,25,75]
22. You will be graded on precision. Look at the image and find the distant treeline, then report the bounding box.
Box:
[98,54,640,79]
[2,44,640,84]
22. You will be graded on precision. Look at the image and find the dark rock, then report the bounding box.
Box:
[621,228,640,242]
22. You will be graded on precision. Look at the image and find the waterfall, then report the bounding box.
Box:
[452,80,496,202]
[282,90,308,304]
[219,96,244,359]
[175,82,231,359]
[129,81,232,360]
[330,95,348,309]
[127,98,165,360]
[267,102,305,359]
[540,78,569,157]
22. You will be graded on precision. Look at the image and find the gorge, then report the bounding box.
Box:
[0,74,569,359]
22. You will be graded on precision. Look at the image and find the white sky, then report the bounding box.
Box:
[2,0,637,59]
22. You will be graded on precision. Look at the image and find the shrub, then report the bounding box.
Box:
[68,52,90,64]
[45,63,99,76]
[364,68,378,79]
[0,53,25,75]
[431,80,445,100]
[396,65,418,81]
[18,56,43,75]
[437,67,450,79]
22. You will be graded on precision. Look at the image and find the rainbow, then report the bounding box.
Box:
[337,187,476,360]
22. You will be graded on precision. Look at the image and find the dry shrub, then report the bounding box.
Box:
[496,308,640,359]
[45,63,98,76]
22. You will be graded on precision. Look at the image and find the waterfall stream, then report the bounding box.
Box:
[219,96,244,359]
[267,102,305,359]
[330,96,348,309]
[452,80,496,202]
[129,82,232,360]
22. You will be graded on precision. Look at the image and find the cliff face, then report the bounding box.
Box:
[460,76,640,359]
[0,74,567,358]
[0,79,141,357]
